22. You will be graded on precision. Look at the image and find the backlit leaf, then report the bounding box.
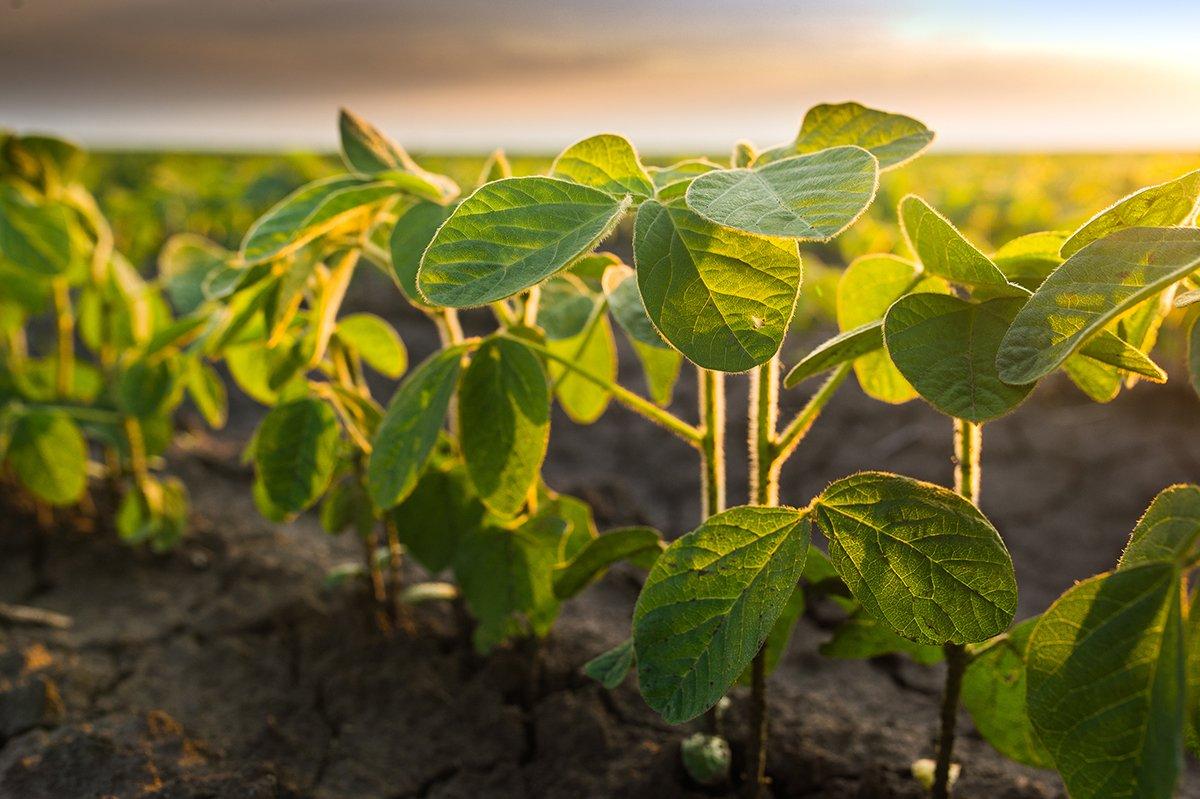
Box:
[997,227,1200,384]
[7,410,86,506]
[158,234,229,314]
[1119,484,1200,569]
[899,195,1015,292]
[813,472,1016,645]
[254,397,341,513]
[390,199,454,306]
[1062,169,1200,258]
[759,102,934,170]
[336,313,407,378]
[783,321,882,388]
[550,133,654,199]
[553,526,664,599]
[458,336,550,517]
[602,263,668,348]
[820,606,943,665]
[685,146,878,240]
[633,506,809,723]
[547,310,616,424]
[418,176,629,307]
[991,231,1067,292]
[1027,563,1184,799]
[634,200,801,372]
[367,345,465,510]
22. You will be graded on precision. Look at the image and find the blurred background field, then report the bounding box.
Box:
[87,149,1200,327]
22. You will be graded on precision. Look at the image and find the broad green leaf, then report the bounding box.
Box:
[0,187,73,276]
[759,102,934,170]
[633,506,809,723]
[813,472,1016,645]
[837,253,947,403]
[1117,286,1174,388]
[418,176,629,307]
[116,357,180,418]
[458,336,550,517]
[185,358,227,429]
[391,454,486,573]
[631,338,682,406]
[1062,352,1122,403]
[367,345,465,509]
[158,234,228,314]
[547,310,616,424]
[568,250,621,286]
[7,410,86,505]
[336,313,407,378]
[1027,563,1184,799]
[1062,169,1200,258]
[553,526,665,599]
[634,200,801,372]
[602,264,668,348]
[454,510,566,652]
[584,638,635,689]
[738,583,806,684]
[992,231,1067,292]
[685,146,879,240]
[884,294,1034,422]
[960,618,1052,769]
[538,275,598,340]
[819,607,943,665]
[899,195,1015,292]
[783,321,881,388]
[1076,329,1166,381]
[254,398,341,513]
[648,158,720,200]
[550,134,654,199]
[390,200,454,306]
[997,227,1200,384]
[241,177,397,264]
[338,108,459,201]
[1119,485,1200,569]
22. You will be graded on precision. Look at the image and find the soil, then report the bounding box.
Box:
[4,288,1200,798]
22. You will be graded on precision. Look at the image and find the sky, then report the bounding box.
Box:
[2,0,1199,153]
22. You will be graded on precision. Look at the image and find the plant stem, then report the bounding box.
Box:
[771,363,851,470]
[499,333,703,445]
[308,248,358,368]
[933,418,982,799]
[51,277,74,398]
[698,367,726,519]
[744,357,779,799]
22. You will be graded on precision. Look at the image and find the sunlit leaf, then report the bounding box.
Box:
[158,234,229,314]
[899,195,1015,292]
[336,313,407,378]
[1119,484,1200,569]
[783,321,881,388]
[991,231,1067,292]
[1062,169,1200,258]
[390,199,454,306]
[7,410,86,506]
[254,397,341,513]
[759,102,934,170]
[550,133,655,199]
[553,526,664,599]
[547,310,616,424]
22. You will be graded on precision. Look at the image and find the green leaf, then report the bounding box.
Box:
[899,195,1015,292]
[320,477,375,538]
[837,253,947,403]
[1062,169,1200,258]
[991,231,1067,292]
[241,177,397,265]
[1075,329,1166,382]
[390,200,454,306]
[813,472,1016,646]
[550,134,654,199]
[819,607,943,665]
[0,187,73,276]
[732,140,757,168]
[584,638,635,689]
[783,321,882,388]
[158,234,229,314]
[997,227,1200,385]
[336,313,407,378]
[1027,563,1184,799]
[538,276,598,340]
[553,526,664,599]
[478,149,512,185]
[116,357,180,418]
[602,263,668,348]
[367,345,465,510]
[631,338,682,406]
[254,398,341,513]
[685,146,878,240]
[391,454,485,573]
[547,311,616,424]
[883,294,1034,422]
[634,200,801,372]
[7,410,86,505]
[960,618,1052,768]
[648,158,720,199]
[1119,484,1200,569]
[759,102,934,170]
[454,510,566,652]
[458,336,550,517]
[418,176,629,307]
[738,583,806,684]
[337,108,459,201]
[185,358,227,429]
[633,506,809,723]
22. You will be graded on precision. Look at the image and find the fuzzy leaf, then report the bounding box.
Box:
[550,134,654,199]
[1119,484,1200,569]
[633,506,809,723]
[899,195,1015,292]
[634,200,800,372]
[813,472,1016,646]
[553,526,664,599]
[783,321,882,388]
[760,102,934,170]
[685,146,878,240]
[390,199,454,306]
[1062,169,1200,258]
[991,231,1067,292]
[418,177,629,307]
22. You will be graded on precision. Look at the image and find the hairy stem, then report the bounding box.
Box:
[698,367,726,519]
[51,278,74,398]
[934,418,982,799]
[744,357,779,798]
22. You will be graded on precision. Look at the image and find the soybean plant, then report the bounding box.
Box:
[0,132,210,552]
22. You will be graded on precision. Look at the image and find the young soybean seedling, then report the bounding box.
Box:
[0,132,208,554]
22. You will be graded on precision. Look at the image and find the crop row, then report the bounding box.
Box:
[2,105,1199,798]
